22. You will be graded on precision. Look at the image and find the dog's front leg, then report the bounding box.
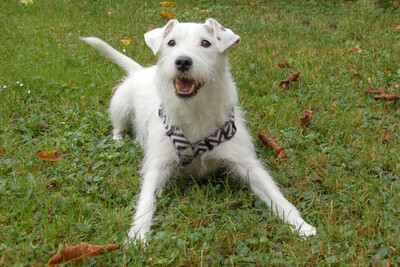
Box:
[127,160,175,243]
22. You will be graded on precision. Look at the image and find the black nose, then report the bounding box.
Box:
[175,56,192,72]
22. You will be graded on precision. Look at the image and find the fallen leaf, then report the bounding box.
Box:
[46,182,60,189]
[267,107,275,118]
[48,242,120,266]
[263,42,269,47]
[313,175,322,183]
[257,133,287,159]
[159,1,175,7]
[374,93,399,101]
[279,71,300,90]
[277,61,291,68]
[159,10,174,19]
[120,39,131,46]
[382,68,394,73]
[300,109,314,127]
[302,20,310,26]
[37,150,64,162]
[383,131,390,142]
[365,88,399,101]
[348,45,362,54]
[20,0,33,5]
[329,24,337,30]
[364,89,385,95]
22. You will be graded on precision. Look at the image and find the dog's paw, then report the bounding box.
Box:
[297,223,316,237]
[124,227,149,247]
[112,134,124,140]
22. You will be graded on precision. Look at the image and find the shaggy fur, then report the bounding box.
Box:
[81,18,316,243]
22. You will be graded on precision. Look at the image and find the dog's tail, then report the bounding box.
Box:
[80,37,143,74]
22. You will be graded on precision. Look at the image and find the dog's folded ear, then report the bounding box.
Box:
[205,18,240,53]
[145,19,178,55]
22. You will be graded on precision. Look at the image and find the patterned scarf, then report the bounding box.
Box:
[158,107,236,165]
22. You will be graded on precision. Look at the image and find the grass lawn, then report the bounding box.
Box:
[1,0,400,265]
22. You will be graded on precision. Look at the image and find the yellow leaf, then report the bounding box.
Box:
[159,1,175,7]
[20,0,33,5]
[120,39,131,46]
[348,45,362,54]
[160,10,175,19]
[267,107,275,118]
[332,103,338,109]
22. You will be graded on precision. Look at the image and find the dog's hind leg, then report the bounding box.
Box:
[221,135,316,236]
[109,91,132,140]
[230,159,316,236]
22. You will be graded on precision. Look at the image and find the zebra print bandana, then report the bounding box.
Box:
[159,107,236,166]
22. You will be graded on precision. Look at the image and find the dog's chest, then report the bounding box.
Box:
[178,154,225,178]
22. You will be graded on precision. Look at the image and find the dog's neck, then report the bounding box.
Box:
[159,70,237,142]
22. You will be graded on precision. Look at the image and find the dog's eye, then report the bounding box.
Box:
[167,40,176,47]
[201,40,211,48]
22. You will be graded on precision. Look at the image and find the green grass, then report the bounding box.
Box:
[1,0,400,265]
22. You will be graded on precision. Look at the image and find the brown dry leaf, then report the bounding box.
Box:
[383,131,390,142]
[279,71,300,90]
[382,68,393,73]
[374,93,399,101]
[364,89,385,95]
[159,1,175,7]
[302,20,310,26]
[160,10,174,19]
[46,182,60,189]
[257,133,287,159]
[48,242,120,266]
[37,150,64,162]
[329,24,337,30]
[348,45,362,54]
[300,109,314,127]
[277,61,291,68]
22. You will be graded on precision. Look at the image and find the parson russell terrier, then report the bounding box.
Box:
[81,18,316,243]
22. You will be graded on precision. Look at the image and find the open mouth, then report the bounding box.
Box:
[173,76,202,98]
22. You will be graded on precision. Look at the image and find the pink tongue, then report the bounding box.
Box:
[177,78,194,92]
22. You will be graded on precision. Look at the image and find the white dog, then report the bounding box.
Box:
[81,18,316,243]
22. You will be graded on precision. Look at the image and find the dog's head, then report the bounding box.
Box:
[144,18,240,99]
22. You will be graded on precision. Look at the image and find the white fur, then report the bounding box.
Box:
[82,18,316,243]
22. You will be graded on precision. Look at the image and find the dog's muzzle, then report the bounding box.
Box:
[173,76,202,98]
